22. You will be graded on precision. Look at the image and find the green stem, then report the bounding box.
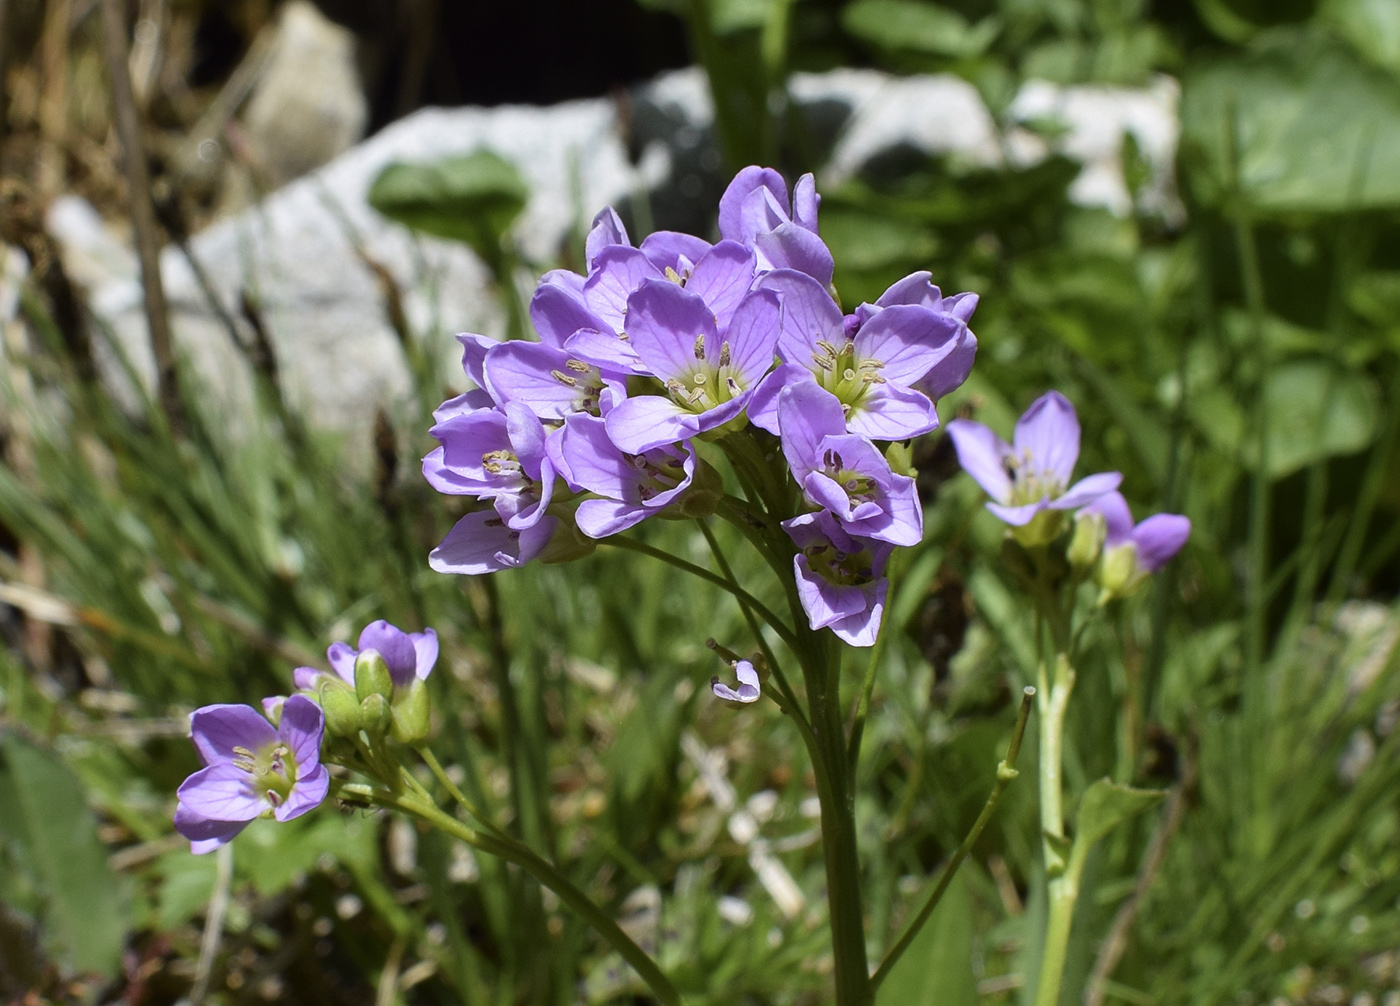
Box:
[846,548,905,774]
[1034,653,1077,1006]
[602,534,799,651]
[347,782,685,1006]
[871,687,1035,990]
[418,747,511,841]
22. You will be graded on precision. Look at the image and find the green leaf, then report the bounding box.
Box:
[0,735,127,976]
[1247,358,1381,478]
[1065,780,1165,884]
[1321,0,1400,77]
[875,868,976,1006]
[842,0,1000,58]
[368,151,529,262]
[1181,34,1400,213]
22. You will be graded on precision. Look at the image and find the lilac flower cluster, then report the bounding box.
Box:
[173,620,437,853]
[947,392,1189,595]
[424,167,978,649]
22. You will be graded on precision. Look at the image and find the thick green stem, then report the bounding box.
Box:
[351,783,685,1006]
[1035,654,1077,1006]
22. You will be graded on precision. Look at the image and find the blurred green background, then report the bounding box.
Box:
[3,0,1400,1003]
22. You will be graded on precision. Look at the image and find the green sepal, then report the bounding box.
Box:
[318,680,362,738]
[390,679,432,745]
[360,693,393,736]
[355,650,394,703]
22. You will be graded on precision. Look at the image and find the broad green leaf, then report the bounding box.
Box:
[843,0,1000,58]
[1182,34,1400,213]
[875,869,976,1006]
[0,735,127,976]
[238,813,377,896]
[368,151,529,262]
[1321,0,1400,77]
[1247,358,1380,478]
[1066,780,1165,883]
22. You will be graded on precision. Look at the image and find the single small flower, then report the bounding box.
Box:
[778,381,923,546]
[946,391,1121,536]
[1080,491,1191,599]
[782,511,892,647]
[604,281,781,453]
[429,499,560,576]
[712,659,761,703]
[748,269,965,441]
[482,339,626,423]
[422,401,557,531]
[293,620,439,693]
[718,166,833,286]
[555,414,697,537]
[174,695,329,854]
[850,271,979,404]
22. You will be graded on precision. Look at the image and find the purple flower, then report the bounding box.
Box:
[782,511,892,647]
[854,271,979,404]
[555,414,697,537]
[712,659,761,703]
[295,620,439,692]
[946,391,1121,532]
[1081,491,1190,597]
[174,696,329,854]
[778,381,923,547]
[482,340,625,423]
[718,166,834,286]
[429,499,560,576]
[604,282,781,453]
[748,270,965,441]
[422,401,556,530]
[564,241,757,376]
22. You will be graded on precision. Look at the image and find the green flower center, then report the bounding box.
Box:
[666,334,744,413]
[233,742,296,808]
[810,339,886,415]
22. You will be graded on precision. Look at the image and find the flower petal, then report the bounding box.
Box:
[720,288,782,386]
[946,419,1013,503]
[411,628,439,680]
[1081,490,1134,546]
[875,271,940,309]
[758,268,845,364]
[1049,471,1123,510]
[719,166,789,241]
[640,230,713,273]
[529,281,609,348]
[604,395,698,453]
[854,304,963,386]
[327,642,356,683]
[174,804,250,853]
[585,206,630,269]
[847,383,938,441]
[754,223,834,287]
[278,694,327,772]
[275,763,329,822]
[357,621,419,683]
[778,381,848,482]
[1133,514,1191,572]
[177,763,263,821]
[1014,391,1080,489]
[745,362,810,435]
[189,704,278,767]
[625,280,719,382]
[576,498,651,538]
[712,660,761,703]
[685,240,756,332]
[584,246,663,332]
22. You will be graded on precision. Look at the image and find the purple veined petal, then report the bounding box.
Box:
[1133,513,1191,572]
[539,268,585,296]
[429,510,556,575]
[177,763,264,821]
[585,206,630,269]
[558,414,634,498]
[685,240,757,332]
[530,281,610,348]
[640,231,713,273]
[563,327,647,376]
[804,472,858,521]
[327,642,356,683]
[1082,490,1134,545]
[189,704,279,767]
[584,246,663,332]
[854,304,963,386]
[720,288,782,386]
[1048,471,1123,510]
[411,628,439,680]
[792,173,820,232]
[919,327,977,403]
[604,395,699,453]
[793,554,870,626]
[946,419,1014,503]
[739,184,791,241]
[827,578,887,648]
[456,333,497,389]
[625,280,720,381]
[576,498,651,538]
[758,268,845,364]
[503,401,549,480]
[261,696,285,722]
[278,694,326,772]
[754,223,835,287]
[174,804,250,853]
[484,342,605,421]
[778,381,848,482]
[1014,391,1081,490]
[814,433,924,546]
[433,410,517,490]
[712,659,761,703]
[944,291,979,324]
[545,426,580,491]
[718,166,789,241]
[688,393,750,435]
[358,621,419,683]
[433,390,494,423]
[292,666,323,691]
[985,499,1050,526]
[846,383,939,441]
[876,271,940,309]
[275,763,329,822]
[745,362,810,435]
[422,446,479,496]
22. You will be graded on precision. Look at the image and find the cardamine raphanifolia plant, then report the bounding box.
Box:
[170,166,1188,1006]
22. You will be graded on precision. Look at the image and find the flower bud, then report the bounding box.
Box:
[360,692,393,736]
[318,679,362,738]
[539,519,596,565]
[675,458,723,518]
[390,679,431,745]
[261,695,286,727]
[883,441,915,478]
[1098,542,1143,603]
[1067,510,1106,571]
[1011,509,1062,548]
[355,649,393,703]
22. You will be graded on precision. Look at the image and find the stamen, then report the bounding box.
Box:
[718,342,731,367]
[550,369,579,387]
[665,266,682,284]
[566,359,592,373]
[693,334,706,360]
